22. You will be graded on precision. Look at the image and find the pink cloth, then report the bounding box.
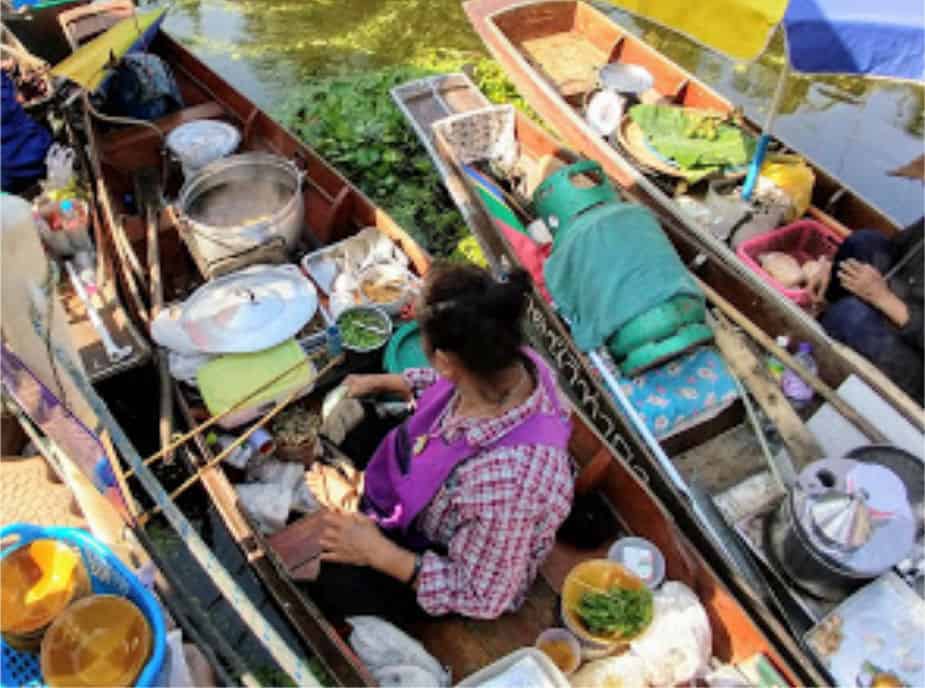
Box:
[400,356,574,618]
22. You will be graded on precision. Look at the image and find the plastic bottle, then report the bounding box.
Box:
[765,335,791,381]
[206,432,254,470]
[58,199,93,253]
[781,342,816,409]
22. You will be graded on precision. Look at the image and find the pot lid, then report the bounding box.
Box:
[598,63,654,94]
[795,458,916,577]
[166,120,241,167]
[180,264,317,354]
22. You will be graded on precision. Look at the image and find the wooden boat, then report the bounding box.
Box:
[393,71,925,686]
[462,0,924,428]
[77,25,824,687]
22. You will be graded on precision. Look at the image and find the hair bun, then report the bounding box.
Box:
[483,267,531,320]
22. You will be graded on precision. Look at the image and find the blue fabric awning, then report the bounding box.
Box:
[784,0,925,81]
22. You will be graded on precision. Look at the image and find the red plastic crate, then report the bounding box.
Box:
[736,220,843,308]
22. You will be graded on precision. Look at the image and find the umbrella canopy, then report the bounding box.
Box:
[784,0,924,82]
[607,0,923,198]
[609,0,923,80]
[50,7,166,91]
[609,0,788,63]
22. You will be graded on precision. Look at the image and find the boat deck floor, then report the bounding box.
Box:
[407,539,612,680]
[674,423,767,494]
[520,32,607,96]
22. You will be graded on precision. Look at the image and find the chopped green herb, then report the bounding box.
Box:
[338,309,390,350]
[577,586,653,638]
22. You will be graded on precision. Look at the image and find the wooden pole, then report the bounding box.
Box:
[136,169,174,464]
[126,352,341,478]
[696,277,889,444]
[712,313,825,469]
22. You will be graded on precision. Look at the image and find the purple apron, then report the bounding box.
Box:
[363,348,571,548]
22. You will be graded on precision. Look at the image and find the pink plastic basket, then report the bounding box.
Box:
[736,220,843,308]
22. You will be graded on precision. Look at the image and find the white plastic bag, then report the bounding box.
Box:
[236,483,292,534]
[347,616,449,687]
[630,581,712,686]
[247,458,303,492]
[569,653,648,688]
[43,144,76,192]
[373,664,443,688]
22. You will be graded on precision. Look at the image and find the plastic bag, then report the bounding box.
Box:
[347,616,449,687]
[373,665,443,688]
[236,483,292,534]
[630,582,712,686]
[569,653,648,688]
[760,157,815,221]
[43,144,76,193]
[247,458,304,492]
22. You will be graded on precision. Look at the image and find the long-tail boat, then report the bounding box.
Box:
[68,17,825,687]
[462,0,924,429]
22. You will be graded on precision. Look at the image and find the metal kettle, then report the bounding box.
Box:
[765,456,917,601]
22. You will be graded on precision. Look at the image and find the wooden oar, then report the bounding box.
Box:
[135,168,174,464]
[696,277,889,444]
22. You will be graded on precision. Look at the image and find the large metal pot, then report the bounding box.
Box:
[766,455,919,601]
[177,153,304,277]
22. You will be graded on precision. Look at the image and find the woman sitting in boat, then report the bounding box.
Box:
[308,263,574,620]
[812,159,924,405]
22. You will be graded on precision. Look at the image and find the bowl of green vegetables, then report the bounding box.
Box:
[561,559,654,650]
[336,305,393,353]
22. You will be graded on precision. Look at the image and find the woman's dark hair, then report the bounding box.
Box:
[418,262,531,375]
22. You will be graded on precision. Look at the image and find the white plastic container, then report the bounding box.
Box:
[166,119,241,180]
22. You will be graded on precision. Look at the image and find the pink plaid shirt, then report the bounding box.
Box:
[401,366,574,619]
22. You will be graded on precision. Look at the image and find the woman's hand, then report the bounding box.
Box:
[320,510,389,567]
[838,259,892,306]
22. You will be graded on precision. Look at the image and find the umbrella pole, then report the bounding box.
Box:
[741,61,790,200]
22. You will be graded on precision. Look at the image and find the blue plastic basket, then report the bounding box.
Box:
[0,524,166,688]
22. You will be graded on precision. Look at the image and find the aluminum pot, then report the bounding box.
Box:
[177,152,304,275]
[765,455,919,601]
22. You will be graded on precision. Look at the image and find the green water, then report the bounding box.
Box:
[163,0,924,224]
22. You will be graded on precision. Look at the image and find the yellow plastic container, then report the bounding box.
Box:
[41,594,152,687]
[0,540,90,651]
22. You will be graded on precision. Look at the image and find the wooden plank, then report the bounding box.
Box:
[712,318,824,469]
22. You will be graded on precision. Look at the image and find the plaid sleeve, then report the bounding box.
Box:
[415,446,571,619]
[401,367,439,397]
[416,503,534,618]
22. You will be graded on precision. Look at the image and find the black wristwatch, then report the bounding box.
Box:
[408,553,424,586]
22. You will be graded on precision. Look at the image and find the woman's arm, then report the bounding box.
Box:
[344,373,413,400]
